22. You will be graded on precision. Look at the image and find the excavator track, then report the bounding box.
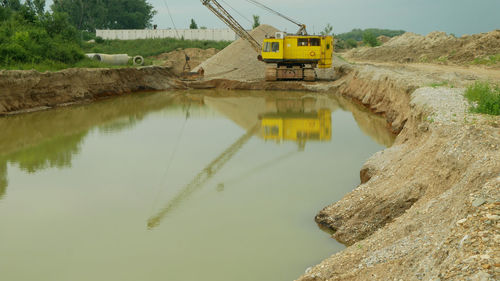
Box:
[265,65,277,81]
[304,68,316,82]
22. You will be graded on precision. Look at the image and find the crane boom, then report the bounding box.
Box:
[147,124,259,229]
[244,0,307,35]
[201,0,262,53]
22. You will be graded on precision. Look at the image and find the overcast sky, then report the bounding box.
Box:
[147,0,499,35]
[46,0,499,35]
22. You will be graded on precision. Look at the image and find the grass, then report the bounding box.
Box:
[464,81,500,115]
[471,54,500,66]
[0,58,131,72]
[429,81,454,88]
[81,37,231,57]
[436,55,449,63]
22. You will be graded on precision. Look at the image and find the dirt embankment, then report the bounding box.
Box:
[0,66,184,115]
[345,29,500,66]
[293,63,500,281]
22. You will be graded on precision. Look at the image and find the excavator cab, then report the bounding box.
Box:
[261,32,334,81]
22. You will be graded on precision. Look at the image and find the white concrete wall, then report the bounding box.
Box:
[96,29,237,41]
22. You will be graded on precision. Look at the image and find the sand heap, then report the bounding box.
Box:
[194,24,279,81]
[154,48,219,75]
[346,29,500,65]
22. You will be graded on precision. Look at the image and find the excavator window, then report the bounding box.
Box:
[298,38,320,47]
[310,38,320,46]
[298,38,308,46]
[263,42,271,52]
[271,42,280,52]
[264,126,280,136]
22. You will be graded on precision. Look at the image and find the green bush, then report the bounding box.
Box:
[363,30,380,47]
[0,3,84,67]
[346,39,358,48]
[95,36,104,44]
[465,81,500,115]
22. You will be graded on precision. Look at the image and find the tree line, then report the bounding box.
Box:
[52,0,156,32]
[320,26,405,49]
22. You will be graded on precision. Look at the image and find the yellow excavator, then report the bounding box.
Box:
[201,0,333,81]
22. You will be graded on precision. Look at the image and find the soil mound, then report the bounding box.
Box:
[346,29,500,65]
[154,48,219,75]
[194,24,279,81]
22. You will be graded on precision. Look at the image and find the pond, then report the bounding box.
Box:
[0,90,394,281]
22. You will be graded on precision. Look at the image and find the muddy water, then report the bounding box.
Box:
[0,90,394,281]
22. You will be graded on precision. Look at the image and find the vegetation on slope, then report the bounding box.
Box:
[0,0,84,68]
[465,81,500,115]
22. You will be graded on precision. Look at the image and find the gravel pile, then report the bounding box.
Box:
[194,24,279,81]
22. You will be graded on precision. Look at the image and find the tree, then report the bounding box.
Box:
[32,0,45,16]
[51,0,156,32]
[189,18,198,29]
[252,15,260,29]
[363,30,380,47]
[1,0,22,11]
[320,23,333,36]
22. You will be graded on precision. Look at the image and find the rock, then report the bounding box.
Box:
[485,214,499,221]
[459,235,470,247]
[472,198,487,207]
[456,218,467,225]
[470,271,491,281]
[418,123,429,132]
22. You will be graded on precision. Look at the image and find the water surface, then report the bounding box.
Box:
[0,90,394,281]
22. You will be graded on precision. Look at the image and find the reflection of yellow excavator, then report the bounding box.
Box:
[147,100,332,229]
[201,0,333,81]
[260,109,331,150]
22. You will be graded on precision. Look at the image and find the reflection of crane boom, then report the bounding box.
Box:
[147,124,259,229]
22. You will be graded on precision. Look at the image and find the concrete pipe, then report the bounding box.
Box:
[133,56,144,66]
[91,54,130,65]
